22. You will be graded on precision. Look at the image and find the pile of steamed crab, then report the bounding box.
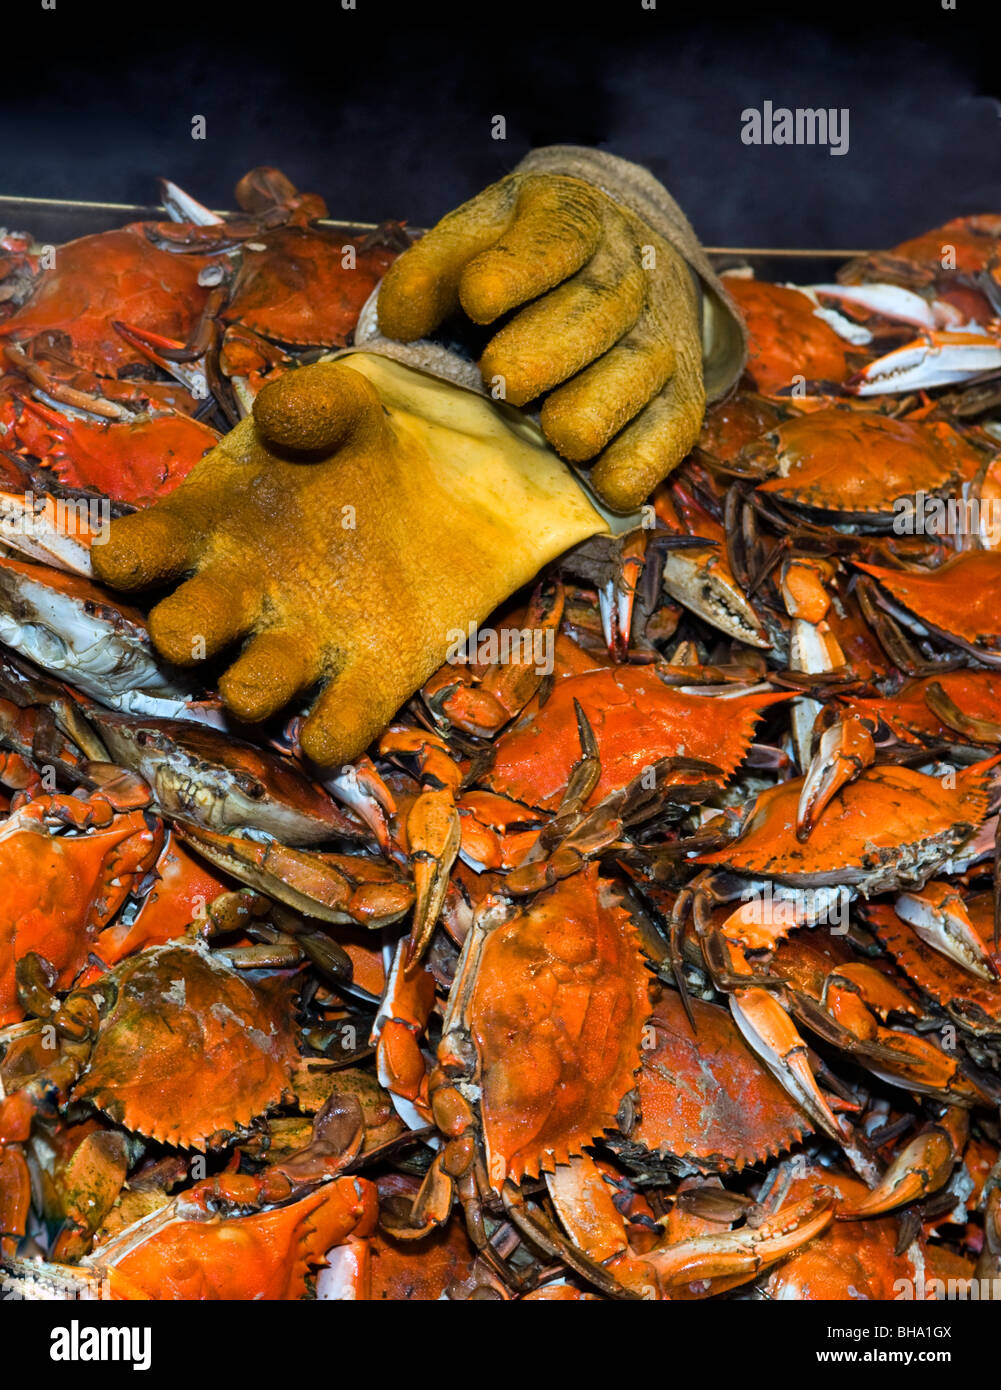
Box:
[2,176,1001,1300]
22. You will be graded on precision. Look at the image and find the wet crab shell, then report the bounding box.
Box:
[484,667,788,813]
[865,898,1001,1035]
[222,225,399,347]
[762,1163,974,1300]
[855,551,1001,663]
[468,866,652,1185]
[698,762,994,891]
[841,671,1001,745]
[0,803,162,1026]
[0,226,220,376]
[608,987,810,1177]
[90,1175,377,1300]
[90,711,366,846]
[751,411,980,524]
[73,943,299,1149]
[0,555,184,702]
[723,278,849,394]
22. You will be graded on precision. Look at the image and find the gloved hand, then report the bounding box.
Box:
[376,149,745,513]
[90,353,605,768]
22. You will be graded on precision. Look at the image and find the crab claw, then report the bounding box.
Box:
[652,1188,835,1291]
[405,788,461,970]
[894,881,999,982]
[836,1112,965,1220]
[112,318,215,392]
[728,986,846,1143]
[850,329,1001,395]
[597,531,646,659]
[797,713,876,841]
[178,825,413,927]
[807,283,965,332]
[662,546,769,649]
[325,755,397,856]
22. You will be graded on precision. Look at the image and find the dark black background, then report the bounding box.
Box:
[2,0,998,249]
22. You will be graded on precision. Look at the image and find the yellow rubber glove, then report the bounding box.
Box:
[377,159,744,513]
[90,353,605,767]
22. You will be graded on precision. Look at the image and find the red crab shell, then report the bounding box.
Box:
[0,226,220,375]
[84,834,235,973]
[763,1163,973,1300]
[698,762,994,888]
[865,897,1001,1031]
[469,866,652,1184]
[0,804,162,1027]
[885,215,1001,278]
[751,411,982,521]
[11,398,220,506]
[611,986,810,1173]
[724,278,849,393]
[73,944,299,1149]
[102,1175,377,1300]
[484,667,788,813]
[856,551,1001,659]
[842,670,1001,745]
[222,226,398,347]
[696,392,784,464]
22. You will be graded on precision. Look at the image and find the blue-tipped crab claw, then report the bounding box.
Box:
[849,329,1001,395]
[804,282,966,333]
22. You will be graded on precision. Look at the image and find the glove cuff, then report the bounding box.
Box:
[514,144,747,402]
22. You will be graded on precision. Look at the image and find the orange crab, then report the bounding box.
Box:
[89,1172,378,1300]
[865,892,1001,1036]
[219,168,406,349]
[7,395,220,507]
[2,940,299,1150]
[0,786,163,1026]
[855,550,1001,670]
[482,667,786,815]
[0,225,222,377]
[609,986,811,1177]
[743,409,984,528]
[723,276,851,394]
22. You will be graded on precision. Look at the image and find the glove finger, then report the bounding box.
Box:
[588,367,706,514]
[91,508,199,592]
[218,630,317,724]
[458,175,604,323]
[376,178,519,342]
[253,362,388,455]
[540,329,677,462]
[299,658,400,770]
[539,235,699,460]
[148,569,259,667]
[479,210,646,407]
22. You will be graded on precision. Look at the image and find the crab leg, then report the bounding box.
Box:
[544,1154,834,1299]
[178,825,414,927]
[779,557,847,792]
[662,544,769,648]
[371,938,437,1126]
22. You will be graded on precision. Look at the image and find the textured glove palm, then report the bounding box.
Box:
[91,353,604,767]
